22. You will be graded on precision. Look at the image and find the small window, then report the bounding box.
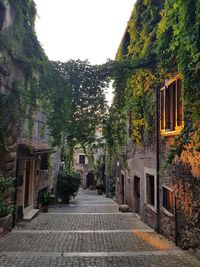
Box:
[59,163,64,172]
[146,174,155,207]
[160,76,184,135]
[79,154,85,164]
[162,186,174,214]
[40,154,48,170]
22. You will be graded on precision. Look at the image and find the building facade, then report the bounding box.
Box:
[0,1,61,222]
[111,0,200,250]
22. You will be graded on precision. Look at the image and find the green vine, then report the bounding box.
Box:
[103,0,200,167]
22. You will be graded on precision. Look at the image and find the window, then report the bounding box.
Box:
[162,186,174,214]
[79,154,85,164]
[160,76,184,135]
[40,154,48,170]
[59,163,64,172]
[146,174,155,207]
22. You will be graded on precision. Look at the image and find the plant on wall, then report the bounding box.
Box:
[103,0,200,168]
[0,176,15,218]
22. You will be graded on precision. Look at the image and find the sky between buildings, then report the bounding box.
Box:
[34,0,136,103]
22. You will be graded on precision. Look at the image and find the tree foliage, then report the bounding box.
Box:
[39,60,110,149]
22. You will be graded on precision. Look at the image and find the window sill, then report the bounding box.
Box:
[161,207,174,217]
[145,203,157,214]
[160,127,184,137]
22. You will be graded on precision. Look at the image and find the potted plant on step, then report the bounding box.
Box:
[39,192,55,212]
[96,177,105,195]
[0,176,15,234]
[57,171,81,204]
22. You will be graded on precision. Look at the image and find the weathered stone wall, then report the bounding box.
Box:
[125,139,157,219]
[115,121,200,249]
[164,161,200,249]
[124,176,133,210]
[0,2,24,178]
[144,204,157,230]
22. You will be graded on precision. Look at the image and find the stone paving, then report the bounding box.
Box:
[0,189,199,267]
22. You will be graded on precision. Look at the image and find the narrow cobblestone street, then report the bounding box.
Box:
[0,190,199,267]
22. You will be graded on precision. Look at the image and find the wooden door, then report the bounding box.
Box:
[24,161,30,207]
[134,176,140,214]
[121,174,125,204]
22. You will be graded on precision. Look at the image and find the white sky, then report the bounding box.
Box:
[34,0,136,103]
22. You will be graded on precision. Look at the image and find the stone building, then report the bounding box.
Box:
[16,112,61,220]
[73,145,90,189]
[112,1,200,250]
[73,127,105,189]
[0,1,61,221]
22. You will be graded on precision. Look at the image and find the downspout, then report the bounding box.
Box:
[174,195,178,246]
[156,87,160,233]
[12,157,19,227]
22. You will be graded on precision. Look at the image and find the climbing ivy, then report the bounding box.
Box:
[1,0,200,171]
[157,0,200,121]
[104,0,200,167]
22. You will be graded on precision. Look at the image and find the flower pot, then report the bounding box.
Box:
[0,227,3,237]
[41,205,49,213]
[61,195,70,204]
[0,214,12,234]
[97,189,103,195]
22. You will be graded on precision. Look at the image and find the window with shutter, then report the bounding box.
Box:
[160,76,184,136]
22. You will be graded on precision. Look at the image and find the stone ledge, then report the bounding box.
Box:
[23,209,39,221]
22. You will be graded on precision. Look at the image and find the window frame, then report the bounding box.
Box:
[40,154,48,171]
[146,174,155,206]
[162,185,174,216]
[160,75,184,136]
[144,168,157,212]
[79,154,86,164]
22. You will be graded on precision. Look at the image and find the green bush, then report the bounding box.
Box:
[57,171,81,203]
[0,201,15,218]
[0,176,15,194]
[0,176,15,218]
[39,192,55,206]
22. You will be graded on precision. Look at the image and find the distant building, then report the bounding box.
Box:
[73,127,105,189]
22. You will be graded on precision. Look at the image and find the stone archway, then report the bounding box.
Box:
[86,172,95,189]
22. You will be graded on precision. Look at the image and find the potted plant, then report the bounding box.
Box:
[96,184,104,195]
[57,171,81,204]
[39,192,55,212]
[96,177,105,195]
[0,176,15,234]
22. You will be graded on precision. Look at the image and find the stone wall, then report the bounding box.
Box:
[144,204,157,230]
[114,125,200,250]
[164,161,200,249]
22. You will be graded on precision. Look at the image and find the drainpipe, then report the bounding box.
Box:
[12,158,19,227]
[156,87,160,233]
[174,195,178,246]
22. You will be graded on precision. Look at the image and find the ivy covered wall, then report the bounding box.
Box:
[105,0,200,163]
[103,0,200,250]
[0,0,47,177]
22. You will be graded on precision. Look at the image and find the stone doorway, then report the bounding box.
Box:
[24,161,31,208]
[121,173,125,204]
[134,176,140,215]
[87,172,95,189]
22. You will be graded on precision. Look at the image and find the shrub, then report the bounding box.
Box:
[39,192,55,206]
[57,171,81,203]
[0,176,15,218]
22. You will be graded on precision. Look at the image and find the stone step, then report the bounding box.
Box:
[23,209,39,221]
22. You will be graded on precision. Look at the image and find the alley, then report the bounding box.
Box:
[0,190,199,267]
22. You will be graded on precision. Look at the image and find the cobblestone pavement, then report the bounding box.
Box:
[0,190,199,266]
